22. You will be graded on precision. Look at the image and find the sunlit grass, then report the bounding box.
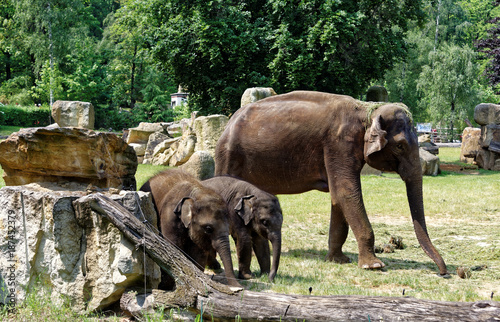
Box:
[0,125,21,136]
[136,164,170,189]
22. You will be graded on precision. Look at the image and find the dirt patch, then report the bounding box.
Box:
[440,163,480,175]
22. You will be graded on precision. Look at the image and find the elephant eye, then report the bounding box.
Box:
[203,225,214,234]
[261,219,269,227]
[396,143,404,150]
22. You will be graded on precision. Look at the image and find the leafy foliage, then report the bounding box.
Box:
[1,0,500,131]
[476,1,500,93]
[0,104,51,127]
[417,43,480,138]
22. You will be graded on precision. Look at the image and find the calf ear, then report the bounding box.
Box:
[364,115,388,157]
[235,195,255,226]
[174,197,194,228]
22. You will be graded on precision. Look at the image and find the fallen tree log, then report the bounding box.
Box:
[74,193,500,321]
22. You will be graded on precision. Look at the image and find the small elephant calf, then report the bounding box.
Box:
[203,175,283,281]
[140,169,240,289]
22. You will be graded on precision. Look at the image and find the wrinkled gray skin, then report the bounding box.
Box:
[215,91,447,275]
[203,176,283,281]
[140,169,241,288]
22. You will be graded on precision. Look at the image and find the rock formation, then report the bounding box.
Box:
[0,184,160,312]
[193,115,229,157]
[420,148,440,176]
[474,103,500,170]
[179,151,215,180]
[126,122,171,163]
[460,127,481,164]
[240,87,277,107]
[0,127,137,189]
[51,100,95,129]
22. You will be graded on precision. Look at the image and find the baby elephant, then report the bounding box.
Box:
[203,176,283,281]
[140,169,240,288]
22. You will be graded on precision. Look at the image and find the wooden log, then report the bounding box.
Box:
[74,193,500,321]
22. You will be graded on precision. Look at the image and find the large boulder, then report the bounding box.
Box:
[420,148,440,176]
[51,100,95,129]
[0,184,160,312]
[476,149,500,171]
[479,124,500,148]
[474,103,500,126]
[241,87,277,107]
[142,132,171,165]
[179,150,215,180]
[473,103,500,170]
[151,132,196,167]
[460,127,481,163]
[193,115,229,157]
[168,133,197,166]
[0,127,137,189]
[366,85,389,102]
[126,122,169,145]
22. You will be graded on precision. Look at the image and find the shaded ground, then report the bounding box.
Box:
[440,163,480,174]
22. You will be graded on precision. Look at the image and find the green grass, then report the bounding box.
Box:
[0,125,21,136]
[136,164,170,189]
[1,148,499,320]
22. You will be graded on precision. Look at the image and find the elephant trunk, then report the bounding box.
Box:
[213,236,241,287]
[269,233,281,282]
[405,175,448,275]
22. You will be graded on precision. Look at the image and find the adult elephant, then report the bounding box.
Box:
[215,91,448,275]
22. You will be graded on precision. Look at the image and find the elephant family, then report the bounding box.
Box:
[140,169,241,288]
[203,176,283,281]
[215,91,448,275]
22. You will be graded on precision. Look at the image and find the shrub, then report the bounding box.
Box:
[0,104,51,127]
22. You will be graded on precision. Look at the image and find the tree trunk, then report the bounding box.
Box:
[74,193,500,321]
[5,51,11,81]
[130,45,137,109]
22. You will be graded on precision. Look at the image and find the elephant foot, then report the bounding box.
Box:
[326,251,351,264]
[238,271,253,280]
[269,270,277,282]
[358,255,385,269]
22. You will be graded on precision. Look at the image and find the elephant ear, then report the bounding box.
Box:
[364,114,388,158]
[235,195,255,226]
[174,197,194,228]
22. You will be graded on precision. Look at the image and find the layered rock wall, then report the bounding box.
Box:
[0,184,160,312]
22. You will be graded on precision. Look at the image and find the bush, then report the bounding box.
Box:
[0,104,51,127]
[94,105,136,131]
[0,76,35,106]
[94,103,190,132]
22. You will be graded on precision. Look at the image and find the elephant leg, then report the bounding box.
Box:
[326,203,351,264]
[235,233,253,280]
[328,170,385,269]
[206,248,222,272]
[252,235,271,275]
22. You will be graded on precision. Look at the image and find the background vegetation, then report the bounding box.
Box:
[2,0,500,134]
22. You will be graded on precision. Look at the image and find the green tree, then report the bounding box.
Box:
[267,0,425,98]
[137,0,425,114]
[417,43,480,139]
[142,0,270,114]
[382,30,435,121]
[104,1,175,110]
